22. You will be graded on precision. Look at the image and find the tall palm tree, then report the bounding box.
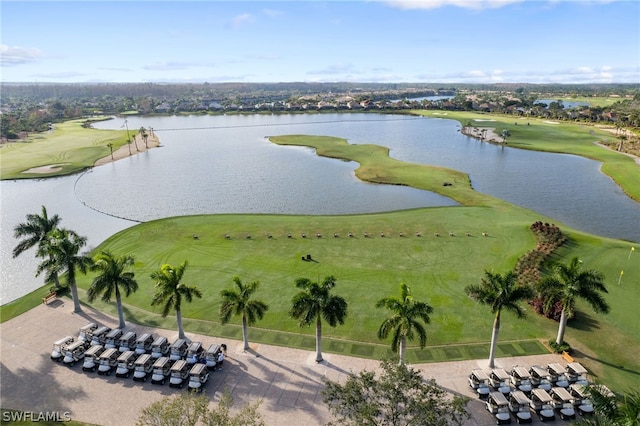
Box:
[538,257,610,346]
[465,270,533,368]
[13,205,61,259]
[150,261,202,339]
[88,251,138,329]
[290,276,348,363]
[376,282,433,365]
[219,277,269,351]
[37,228,93,313]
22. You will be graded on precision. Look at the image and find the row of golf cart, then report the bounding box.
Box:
[50,322,226,392]
[469,362,610,423]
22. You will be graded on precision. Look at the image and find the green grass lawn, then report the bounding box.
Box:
[0,119,128,179]
[2,116,639,393]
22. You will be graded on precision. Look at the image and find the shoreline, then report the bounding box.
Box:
[93,132,161,166]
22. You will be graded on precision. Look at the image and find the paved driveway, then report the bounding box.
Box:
[1,301,576,425]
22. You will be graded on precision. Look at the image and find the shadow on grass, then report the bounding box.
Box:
[568,311,601,333]
[571,348,640,378]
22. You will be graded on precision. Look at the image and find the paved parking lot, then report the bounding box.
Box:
[1,301,577,425]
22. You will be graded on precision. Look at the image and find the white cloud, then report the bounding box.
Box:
[231,13,254,29]
[262,8,284,17]
[383,0,523,10]
[0,44,43,66]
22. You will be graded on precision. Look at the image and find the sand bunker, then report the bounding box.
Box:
[22,164,68,174]
[543,121,560,124]
[474,119,496,122]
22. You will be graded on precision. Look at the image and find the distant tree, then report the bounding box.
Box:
[375,283,433,365]
[107,142,114,159]
[290,276,348,363]
[150,261,202,339]
[322,358,470,426]
[219,277,269,351]
[465,270,533,368]
[88,251,138,329]
[538,257,610,345]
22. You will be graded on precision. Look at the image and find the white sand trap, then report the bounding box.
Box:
[474,119,496,122]
[543,121,560,124]
[432,112,448,115]
[22,163,68,174]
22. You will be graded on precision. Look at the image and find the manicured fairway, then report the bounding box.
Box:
[0,119,127,179]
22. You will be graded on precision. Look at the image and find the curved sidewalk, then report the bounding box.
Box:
[1,302,573,425]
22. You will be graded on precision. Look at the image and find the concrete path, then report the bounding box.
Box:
[1,301,576,425]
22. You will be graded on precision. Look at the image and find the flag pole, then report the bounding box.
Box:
[617,270,623,285]
[629,246,635,260]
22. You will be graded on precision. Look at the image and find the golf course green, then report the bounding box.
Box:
[2,113,638,393]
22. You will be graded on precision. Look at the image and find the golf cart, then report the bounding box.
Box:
[204,344,222,370]
[90,326,111,346]
[117,331,137,352]
[490,368,512,395]
[566,362,589,385]
[550,386,576,420]
[97,347,120,375]
[51,336,74,361]
[508,391,532,424]
[569,384,595,415]
[132,353,154,382]
[529,388,555,421]
[547,363,569,388]
[510,366,532,394]
[115,350,137,378]
[468,369,492,398]
[485,391,512,424]
[187,363,210,392]
[104,328,123,349]
[528,365,552,391]
[78,322,98,342]
[185,341,203,364]
[169,338,188,361]
[150,356,173,385]
[169,359,190,388]
[135,333,154,355]
[82,345,105,372]
[62,340,89,366]
[150,336,169,359]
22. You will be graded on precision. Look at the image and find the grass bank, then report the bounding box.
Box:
[411,111,639,202]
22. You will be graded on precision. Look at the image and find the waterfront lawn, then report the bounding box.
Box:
[0,119,127,180]
[412,111,639,203]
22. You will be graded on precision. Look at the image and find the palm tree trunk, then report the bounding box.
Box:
[115,288,125,329]
[315,315,323,363]
[399,335,406,365]
[488,311,501,369]
[70,283,82,313]
[242,315,250,351]
[176,308,185,339]
[52,273,61,290]
[556,308,568,345]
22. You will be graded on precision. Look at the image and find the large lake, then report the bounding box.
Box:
[2,113,639,304]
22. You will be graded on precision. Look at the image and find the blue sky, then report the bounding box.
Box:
[1,0,639,84]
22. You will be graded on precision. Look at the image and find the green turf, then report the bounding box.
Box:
[0,119,128,179]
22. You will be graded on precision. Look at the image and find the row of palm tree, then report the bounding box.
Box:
[14,206,610,369]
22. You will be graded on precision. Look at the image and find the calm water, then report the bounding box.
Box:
[2,113,639,304]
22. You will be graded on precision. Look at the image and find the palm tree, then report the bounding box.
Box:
[465,270,533,368]
[150,261,202,339]
[139,127,149,149]
[13,205,61,258]
[538,257,610,346]
[88,251,138,329]
[290,276,348,363]
[219,277,269,351]
[575,387,640,426]
[375,282,433,365]
[37,228,93,313]
[107,142,114,159]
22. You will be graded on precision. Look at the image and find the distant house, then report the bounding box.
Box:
[155,103,171,113]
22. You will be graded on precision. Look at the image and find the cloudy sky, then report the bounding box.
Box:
[1,0,639,84]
